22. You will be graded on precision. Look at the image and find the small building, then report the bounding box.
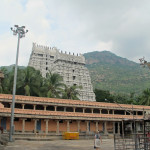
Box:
[0,94,148,136]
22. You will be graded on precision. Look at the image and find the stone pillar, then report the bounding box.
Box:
[22,119,26,133]
[131,123,133,133]
[33,105,36,110]
[104,121,108,135]
[77,121,80,132]
[143,109,145,117]
[34,119,38,133]
[122,121,124,137]
[44,106,47,111]
[96,121,98,132]
[22,104,25,109]
[136,122,139,132]
[136,111,138,116]
[73,107,76,112]
[142,122,144,133]
[56,120,59,134]
[112,110,114,115]
[118,122,120,135]
[99,109,102,114]
[86,121,89,133]
[67,120,70,132]
[108,110,110,114]
[44,119,49,134]
[64,107,66,112]
[83,108,85,113]
[0,118,1,133]
[91,108,94,114]
[124,111,126,115]
[113,122,115,134]
[54,106,57,111]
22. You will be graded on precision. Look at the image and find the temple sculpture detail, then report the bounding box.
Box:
[28,43,95,101]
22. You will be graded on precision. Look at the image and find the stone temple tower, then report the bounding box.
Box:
[28,43,95,101]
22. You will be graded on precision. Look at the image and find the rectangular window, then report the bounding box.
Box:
[26,118,31,122]
[59,120,63,123]
[50,56,54,59]
[38,54,43,57]
[73,76,76,80]
[14,118,19,121]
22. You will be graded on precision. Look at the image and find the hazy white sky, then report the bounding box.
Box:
[0,0,150,66]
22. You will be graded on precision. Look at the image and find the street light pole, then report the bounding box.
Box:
[9,25,28,142]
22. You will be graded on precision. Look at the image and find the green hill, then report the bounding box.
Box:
[84,51,150,94]
[0,65,25,72]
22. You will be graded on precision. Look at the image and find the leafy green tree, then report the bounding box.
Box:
[0,70,4,93]
[94,89,114,102]
[139,88,150,106]
[43,71,64,98]
[125,92,139,105]
[62,85,81,100]
[1,67,15,94]
[16,67,43,96]
[112,94,129,104]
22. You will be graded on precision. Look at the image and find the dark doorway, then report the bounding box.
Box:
[1,118,6,130]
[36,119,41,131]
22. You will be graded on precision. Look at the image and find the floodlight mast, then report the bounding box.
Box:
[9,25,28,142]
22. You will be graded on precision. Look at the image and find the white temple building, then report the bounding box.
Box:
[28,43,95,101]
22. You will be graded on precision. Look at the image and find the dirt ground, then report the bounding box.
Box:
[1,139,114,150]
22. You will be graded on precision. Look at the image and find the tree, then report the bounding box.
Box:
[94,89,114,102]
[43,71,64,98]
[139,88,150,106]
[0,70,4,93]
[62,85,81,100]
[1,67,15,94]
[16,67,43,96]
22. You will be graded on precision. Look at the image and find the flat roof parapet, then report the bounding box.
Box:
[0,94,149,110]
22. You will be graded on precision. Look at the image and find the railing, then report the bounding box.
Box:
[114,134,150,150]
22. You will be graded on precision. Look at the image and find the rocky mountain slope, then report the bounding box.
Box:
[84,51,150,94]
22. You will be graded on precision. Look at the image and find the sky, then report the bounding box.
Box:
[0,0,150,66]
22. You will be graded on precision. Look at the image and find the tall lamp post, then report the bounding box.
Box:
[9,25,28,142]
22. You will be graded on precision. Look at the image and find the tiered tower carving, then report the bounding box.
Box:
[28,43,95,101]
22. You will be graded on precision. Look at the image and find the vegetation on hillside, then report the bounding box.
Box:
[84,51,150,94]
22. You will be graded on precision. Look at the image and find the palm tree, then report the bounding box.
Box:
[139,88,150,106]
[62,85,81,100]
[17,67,43,96]
[1,68,14,94]
[0,70,4,93]
[43,71,64,98]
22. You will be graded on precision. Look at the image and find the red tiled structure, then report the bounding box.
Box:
[0,94,148,135]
